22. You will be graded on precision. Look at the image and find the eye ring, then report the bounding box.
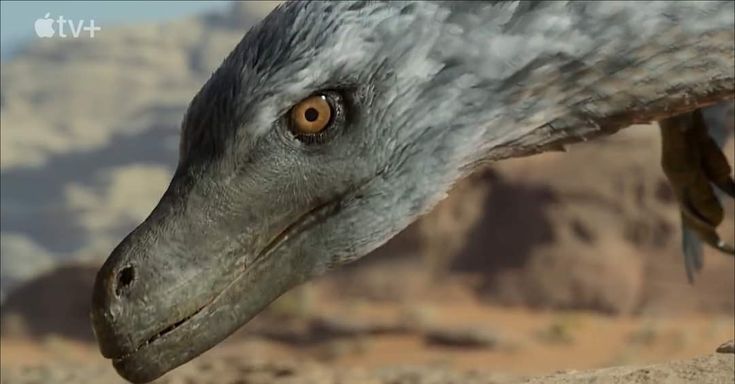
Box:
[290,94,333,136]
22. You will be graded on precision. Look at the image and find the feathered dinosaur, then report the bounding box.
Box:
[90,1,735,382]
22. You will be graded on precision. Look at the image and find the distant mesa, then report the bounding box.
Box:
[1,262,100,341]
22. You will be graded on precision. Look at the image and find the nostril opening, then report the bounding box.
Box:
[115,265,135,297]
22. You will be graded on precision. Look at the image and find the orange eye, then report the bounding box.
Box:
[290,95,332,135]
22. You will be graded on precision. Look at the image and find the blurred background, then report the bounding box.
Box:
[1,1,733,383]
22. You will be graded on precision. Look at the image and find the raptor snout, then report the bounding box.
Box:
[91,233,144,358]
[89,180,227,368]
[88,169,287,383]
[91,217,198,362]
[91,200,240,382]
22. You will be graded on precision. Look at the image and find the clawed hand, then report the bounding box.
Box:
[660,108,735,282]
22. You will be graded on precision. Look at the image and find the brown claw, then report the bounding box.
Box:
[695,109,735,198]
[681,199,735,256]
[660,110,735,260]
[716,178,735,198]
[660,112,724,226]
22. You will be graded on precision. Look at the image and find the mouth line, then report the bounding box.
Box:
[114,303,209,362]
[110,196,344,363]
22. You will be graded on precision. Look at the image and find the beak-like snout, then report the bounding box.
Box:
[91,234,141,359]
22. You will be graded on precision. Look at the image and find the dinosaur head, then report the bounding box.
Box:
[90,2,486,382]
[90,0,735,381]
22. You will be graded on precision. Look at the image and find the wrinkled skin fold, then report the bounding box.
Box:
[90,1,735,383]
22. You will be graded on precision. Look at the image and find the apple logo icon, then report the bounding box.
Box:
[34,13,55,38]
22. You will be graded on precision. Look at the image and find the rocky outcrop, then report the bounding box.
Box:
[1,263,99,340]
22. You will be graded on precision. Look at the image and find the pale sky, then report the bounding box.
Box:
[0,1,231,60]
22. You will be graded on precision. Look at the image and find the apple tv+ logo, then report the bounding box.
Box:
[34,13,101,39]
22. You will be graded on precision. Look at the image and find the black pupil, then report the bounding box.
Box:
[304,107,319,122]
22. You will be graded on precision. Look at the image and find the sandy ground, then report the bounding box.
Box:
[2,351,732,384]
[2,300,733,383]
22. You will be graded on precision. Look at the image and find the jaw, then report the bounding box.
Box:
[96,196,348,383]
[107,252,301,383]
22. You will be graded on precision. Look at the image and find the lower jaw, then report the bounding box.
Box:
[111,309,214,383]
[110,199,347,382]
[110,255,303,383]
[111,296,259,383]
